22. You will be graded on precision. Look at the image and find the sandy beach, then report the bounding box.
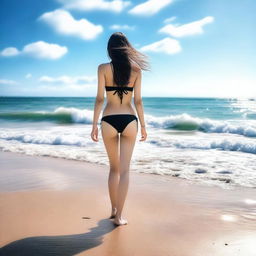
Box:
[0,151,256,256]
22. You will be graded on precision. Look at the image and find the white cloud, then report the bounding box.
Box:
[38,9,103,40]
[23,41,68,59]
[25,73,32,79]
[34,83,96,96]
[140,37,181,55]
[37,74,97,96]
[0,47,20,57]
[0,79,19,85]
[128,0,173,16]
[58,0,131,12]
[38,84,93,92]
[163,16,176,24]
[39,75,96,84]
[109,24,135,30]
[0,41,67,60]
[159,16,214,37]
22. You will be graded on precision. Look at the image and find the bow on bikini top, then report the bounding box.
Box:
[105,86,133,104]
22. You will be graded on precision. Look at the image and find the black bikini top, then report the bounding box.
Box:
[105,86,133,104]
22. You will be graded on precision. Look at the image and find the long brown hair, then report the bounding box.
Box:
[107,32,150,87]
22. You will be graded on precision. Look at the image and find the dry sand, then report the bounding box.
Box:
[0,151,256,256]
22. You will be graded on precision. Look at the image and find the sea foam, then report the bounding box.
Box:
[145,113,256,137]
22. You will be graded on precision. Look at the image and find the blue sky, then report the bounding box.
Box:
[0,0,255,97]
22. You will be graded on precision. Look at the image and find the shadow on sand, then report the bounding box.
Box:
[0,218,117,256]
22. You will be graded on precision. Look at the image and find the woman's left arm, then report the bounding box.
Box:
[91,64,105,142]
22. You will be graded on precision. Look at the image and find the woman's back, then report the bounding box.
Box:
[102,62,140,115]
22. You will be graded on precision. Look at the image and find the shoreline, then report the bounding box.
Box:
[0,151,256,255]
[0,150,253,192]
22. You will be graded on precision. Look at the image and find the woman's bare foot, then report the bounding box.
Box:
[113,216,128,225]
[109,207,117,219]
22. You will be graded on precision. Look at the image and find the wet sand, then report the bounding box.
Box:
[0,151,256,256]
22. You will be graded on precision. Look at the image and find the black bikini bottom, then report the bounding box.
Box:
[100,114,138,134]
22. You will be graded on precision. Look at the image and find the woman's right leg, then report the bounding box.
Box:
[115,119,138,225]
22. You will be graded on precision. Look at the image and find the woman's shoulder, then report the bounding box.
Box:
[98,63,109,69]
[131,62,141,73]
[97,63,110,74]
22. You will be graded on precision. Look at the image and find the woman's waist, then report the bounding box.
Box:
[102,104,136,116]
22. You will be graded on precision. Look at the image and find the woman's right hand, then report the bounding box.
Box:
[91,125,99,142]
[139,127,147,141]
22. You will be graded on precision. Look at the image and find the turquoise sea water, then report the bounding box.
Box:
[1,96,256,120]
[0,96,256,188]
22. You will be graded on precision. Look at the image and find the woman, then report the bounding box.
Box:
[91,32,150,226]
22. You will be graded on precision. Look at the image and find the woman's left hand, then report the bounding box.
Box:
[91,126,99,142]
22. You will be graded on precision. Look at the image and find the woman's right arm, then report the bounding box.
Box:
[91,64,105,142]
[133,69,147,141]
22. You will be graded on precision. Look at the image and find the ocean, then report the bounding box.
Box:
[0,96,255,189]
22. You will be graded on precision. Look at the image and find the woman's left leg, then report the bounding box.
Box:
[115,118,138,225]
[101,121,120,218]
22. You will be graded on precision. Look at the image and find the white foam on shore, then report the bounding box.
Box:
[0,124,256,189]
[1,125,256,154]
